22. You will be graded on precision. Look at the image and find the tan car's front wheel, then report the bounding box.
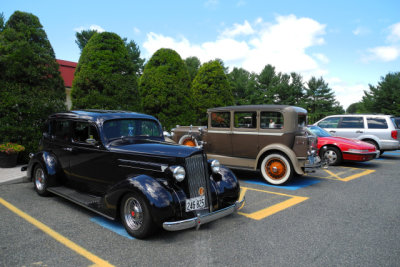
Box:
[260,153,293,185]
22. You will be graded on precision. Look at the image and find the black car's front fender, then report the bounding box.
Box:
[27,151,64,185]
[105,175,177,224]
[210,166,241,208]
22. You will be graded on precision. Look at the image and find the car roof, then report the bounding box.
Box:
[207,105,307,113]
[48,110,158,123]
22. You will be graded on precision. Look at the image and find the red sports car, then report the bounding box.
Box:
[307,125,379,165]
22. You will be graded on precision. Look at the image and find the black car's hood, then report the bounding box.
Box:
[108,140,200,158]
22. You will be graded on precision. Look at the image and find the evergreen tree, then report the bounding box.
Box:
[75,29,97,52]
[0,11,66,160]
[184,56,201,83]
[361,72,400,116]
[304,77,344,123]
[192,60,234,124]
[227,67,253,105]
[124,39,145,77]
[71,32,140,111]
[76,30,145,78]
[139,48,194,129]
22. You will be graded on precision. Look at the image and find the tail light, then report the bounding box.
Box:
[391,130,398,139]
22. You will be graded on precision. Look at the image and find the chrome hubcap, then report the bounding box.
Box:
[324,150,337,164]
[35,168,45,191]
[124,197,143,231]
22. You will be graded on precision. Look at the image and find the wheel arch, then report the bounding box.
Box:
[256,144,303,175]
[107,175,175,224]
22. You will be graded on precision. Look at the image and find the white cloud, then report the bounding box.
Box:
[365,46,400,62]
[352,26,370,36]
[142,14,327,77]
[204,0,219,8]
[362,22,400,62]
[221,20,254,38]
[387,22,400,43]
[328,78,369,110]
[313,53,330,64]
[133,27,141,35]
[74,24,105,33]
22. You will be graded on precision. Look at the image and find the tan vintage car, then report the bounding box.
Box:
[170,105,322,185]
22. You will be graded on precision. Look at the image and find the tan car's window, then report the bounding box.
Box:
[211,112,230,128]
[260,112,283,129]
[234,112,256,128]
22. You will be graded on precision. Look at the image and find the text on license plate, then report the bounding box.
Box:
[185,195,206,212]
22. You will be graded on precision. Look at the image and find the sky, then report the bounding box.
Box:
[2,0,400,110]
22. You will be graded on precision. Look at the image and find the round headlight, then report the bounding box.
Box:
[211,160,220,173]
[171,166,186,182]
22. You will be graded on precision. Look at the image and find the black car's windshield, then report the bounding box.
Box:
[103,119,163,142]
[308,126,332,137]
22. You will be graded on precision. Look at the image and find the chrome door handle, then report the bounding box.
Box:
[356,130,363,133]
[63,147,73,152]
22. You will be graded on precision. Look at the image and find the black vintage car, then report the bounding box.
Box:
[26,110,243,238]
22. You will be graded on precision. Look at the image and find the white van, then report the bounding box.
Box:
[314,114,400,154]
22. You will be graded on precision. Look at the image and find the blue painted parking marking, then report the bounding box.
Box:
[244,178,320,190]
[91,216,135,240]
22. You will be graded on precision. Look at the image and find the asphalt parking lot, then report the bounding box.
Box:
[1,151,399,267]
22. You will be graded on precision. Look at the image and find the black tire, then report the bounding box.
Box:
[260,153,294,185]
[33,165,50,196]
[120,193,155,239]
[320,147,342,166]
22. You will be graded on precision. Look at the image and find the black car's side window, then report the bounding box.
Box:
[72,121,100,144]
[50,120,71,142]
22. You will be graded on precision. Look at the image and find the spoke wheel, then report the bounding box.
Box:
[179,135,198,147]
[182,138,196,147]
[260,153,293,185]
[321,147,342,166]
[34,165,49,196]
[120,193,154,239]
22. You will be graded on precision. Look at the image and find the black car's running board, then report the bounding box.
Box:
[47,186,114,220]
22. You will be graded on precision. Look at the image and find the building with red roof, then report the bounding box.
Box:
[57,59,77,110]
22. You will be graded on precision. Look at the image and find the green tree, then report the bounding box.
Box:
[71,31,140,111]
[75,29,97,52]
[124,39,145,76]
[227,67,255,105]
[192,60,234,124]
[304,77,344,123]
[0,12,5,31]
[184,56,201,82]
[0,11,66,160]
[361,72,400,116]
[252,64,282,104]
[139,48,194,129]
[346,102,364,114]
[76,30,145,77]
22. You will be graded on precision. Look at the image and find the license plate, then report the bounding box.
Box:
[185,195,206,212]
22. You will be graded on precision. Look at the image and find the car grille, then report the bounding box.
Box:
[185,154,211,211]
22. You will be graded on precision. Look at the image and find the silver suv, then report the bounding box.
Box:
[314,114,400,154]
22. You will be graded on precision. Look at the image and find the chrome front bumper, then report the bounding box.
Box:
[304,155,325,172]
[162,198,245,231]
